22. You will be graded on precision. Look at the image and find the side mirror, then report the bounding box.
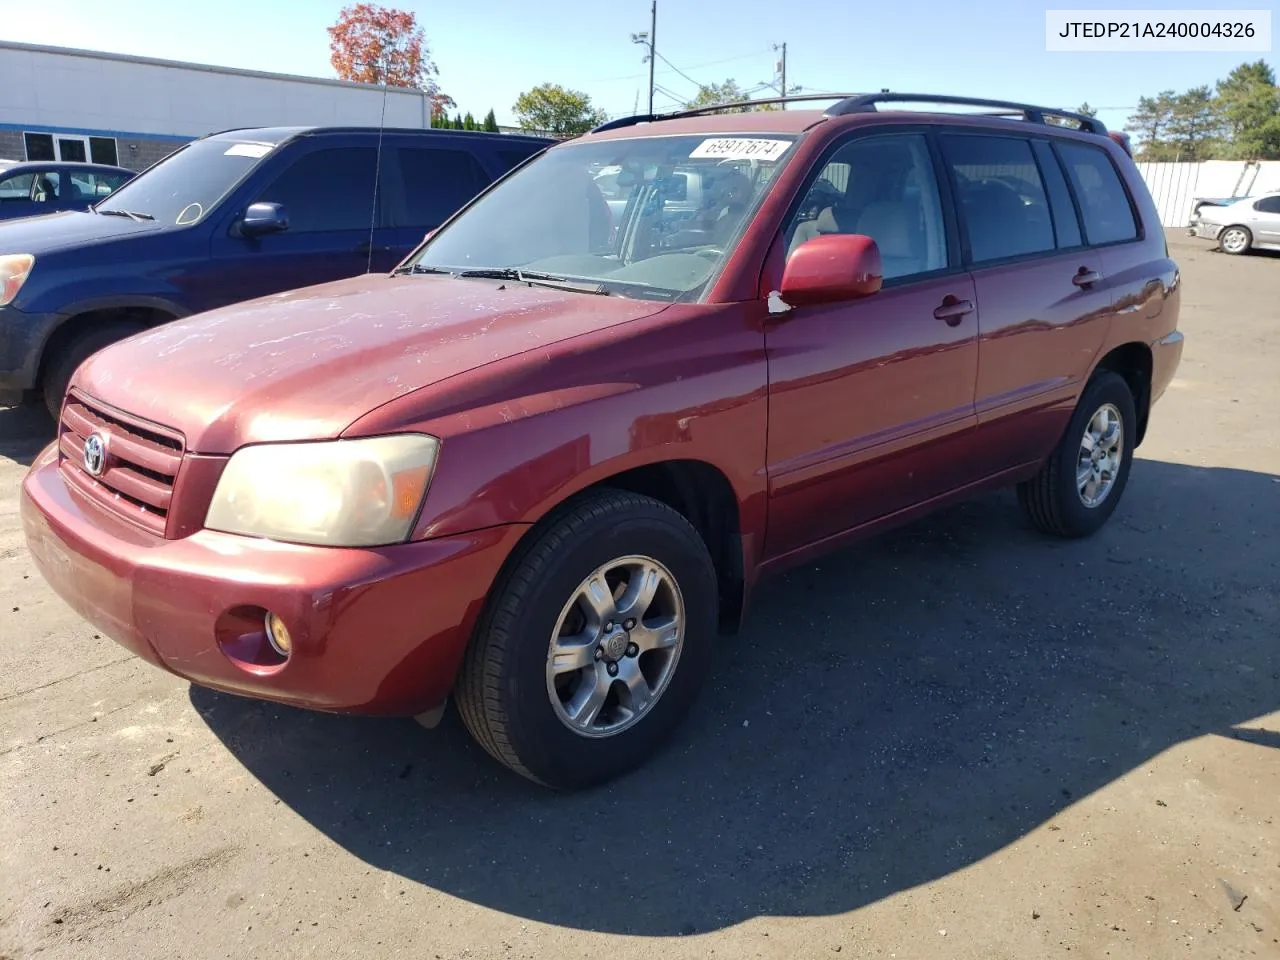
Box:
[780,233,883,306]
[240,202,289,237]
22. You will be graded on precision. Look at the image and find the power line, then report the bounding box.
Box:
[587,48,774,84]
[652,51,706,94]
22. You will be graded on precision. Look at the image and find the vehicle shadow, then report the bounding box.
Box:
[0,403,53,468]
[190,456,1279,936]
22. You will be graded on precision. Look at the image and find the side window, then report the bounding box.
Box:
[1031,140,1083,249]
[499,146,544,170]
[32,171,60,202]
[785,133,948,282]
[1254,195,1280,214]
[395,147,491,227]
[253,147,379,233]
[940,134,1055,264]
[1055,142,1139,245]
[0,172,35,200]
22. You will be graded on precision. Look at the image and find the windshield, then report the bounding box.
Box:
[403,133,799,301]
[94,137,279,225]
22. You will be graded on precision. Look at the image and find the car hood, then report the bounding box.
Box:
[0,209,160,254]
[73,273,671,453]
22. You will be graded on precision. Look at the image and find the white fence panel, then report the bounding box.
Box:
[1137,160,1280,227]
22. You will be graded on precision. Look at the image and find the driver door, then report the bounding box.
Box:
[764,131,981,559]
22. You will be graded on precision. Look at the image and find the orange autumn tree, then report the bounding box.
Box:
[327,3,455,118]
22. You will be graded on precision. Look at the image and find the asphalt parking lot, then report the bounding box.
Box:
[1,230,1277,960]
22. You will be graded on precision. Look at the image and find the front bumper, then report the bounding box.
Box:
[0,304,59,400]
[21,444,526,715]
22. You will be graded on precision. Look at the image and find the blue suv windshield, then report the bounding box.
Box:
[94,137,279,225]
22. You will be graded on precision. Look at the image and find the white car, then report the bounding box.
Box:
[1188,192,1280,255]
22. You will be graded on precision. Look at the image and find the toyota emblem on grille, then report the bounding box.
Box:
[83,433,107,477]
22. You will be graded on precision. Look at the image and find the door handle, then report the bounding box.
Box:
[1072,267,1101,287]
[933,297,974,326]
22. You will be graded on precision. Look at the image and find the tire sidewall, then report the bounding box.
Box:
[498,506,718,790]
[1053,371,1137,535]
[1220,226,1251,255]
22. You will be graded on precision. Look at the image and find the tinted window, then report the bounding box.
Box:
[396,147,490,227]
[1031,140,1083,248]
[785,133,949,281]
[24,133,54,162]
[254,147,379,233]
[69,172,129,199]
[89,137,119,166]
[1254,195,1280,214]
[941,134,1055,264]
[1055,142,1138,245]
[499,146,544,169]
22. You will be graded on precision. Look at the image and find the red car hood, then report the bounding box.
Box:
[73,273,669,453]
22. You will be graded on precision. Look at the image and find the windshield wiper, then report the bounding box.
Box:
[456,268,610,295]
[97,209,155,222]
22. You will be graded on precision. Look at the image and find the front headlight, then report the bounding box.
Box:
[205,434,440,547]
[0,254,35,307]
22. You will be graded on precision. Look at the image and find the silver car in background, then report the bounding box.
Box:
[1188,192,1280,255]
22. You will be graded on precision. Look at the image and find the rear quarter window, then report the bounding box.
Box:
[1055,141,1139,245]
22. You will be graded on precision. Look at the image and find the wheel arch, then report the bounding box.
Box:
[35,300,183,395]
[1092,341,1154,447]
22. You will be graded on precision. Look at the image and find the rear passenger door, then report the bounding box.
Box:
[383,142,494,256]
[939,131,1115,479]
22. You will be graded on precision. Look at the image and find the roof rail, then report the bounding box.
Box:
[591,91,1108,136]
[590,92,864,133]
[824,92,1108,134]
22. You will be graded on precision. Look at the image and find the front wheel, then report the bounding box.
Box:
[454,489,718,790]
[1017,369,1136,538]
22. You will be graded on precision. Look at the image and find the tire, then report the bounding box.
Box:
[1017,369,1136,539]
[41,322,144,421]
[1218,225,1252,255]
[455,489,718,791]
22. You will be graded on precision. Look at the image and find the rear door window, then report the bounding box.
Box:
[395,147,492,228]
[1054,141,1139,245]
[940,134,1056,265]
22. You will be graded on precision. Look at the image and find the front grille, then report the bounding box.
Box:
[58,392,185,536]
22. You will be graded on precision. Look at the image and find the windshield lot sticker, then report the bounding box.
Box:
[689,138,791,161]
[224,143,274,158]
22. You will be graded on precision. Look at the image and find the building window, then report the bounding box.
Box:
[89,137,119,166]
[23,132,118,165]
[24,133,55,161]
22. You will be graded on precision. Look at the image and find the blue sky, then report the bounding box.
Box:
[9,0,1277,133]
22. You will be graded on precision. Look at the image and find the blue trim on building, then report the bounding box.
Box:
[0,122,194,144]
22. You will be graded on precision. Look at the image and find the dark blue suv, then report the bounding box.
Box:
[0,125,552,417]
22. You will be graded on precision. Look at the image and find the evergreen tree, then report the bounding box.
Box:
[483,109,499,132]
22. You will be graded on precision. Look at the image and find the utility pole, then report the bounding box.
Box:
[777,42,787,109]
[631,2,657,115]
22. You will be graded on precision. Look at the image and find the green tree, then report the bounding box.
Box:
[1125,91,1179,160]
[463,111,477,130]
[483,108,500,132]
[1167,86,1222,160]
[685,79,778,113]
[1214,60,1280,159]
[513,83,607,137]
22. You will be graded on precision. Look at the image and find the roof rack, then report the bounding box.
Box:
[826,92,1108,134]
[591,90,1107,136]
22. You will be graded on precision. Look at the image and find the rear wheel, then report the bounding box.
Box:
[454,489,718,790]
[41,322,144,421]
[1017,369,1136,539]
[1219,225,1252,255]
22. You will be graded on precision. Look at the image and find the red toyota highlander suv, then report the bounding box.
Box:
[21,93,1183,791]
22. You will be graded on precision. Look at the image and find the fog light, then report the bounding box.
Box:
[264,612,292,657]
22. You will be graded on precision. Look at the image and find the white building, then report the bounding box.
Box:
[0,40,442,171]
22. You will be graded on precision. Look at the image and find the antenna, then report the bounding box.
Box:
[366,55,390,275]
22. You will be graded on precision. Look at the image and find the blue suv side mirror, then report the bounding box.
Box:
[240,202,289,237]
